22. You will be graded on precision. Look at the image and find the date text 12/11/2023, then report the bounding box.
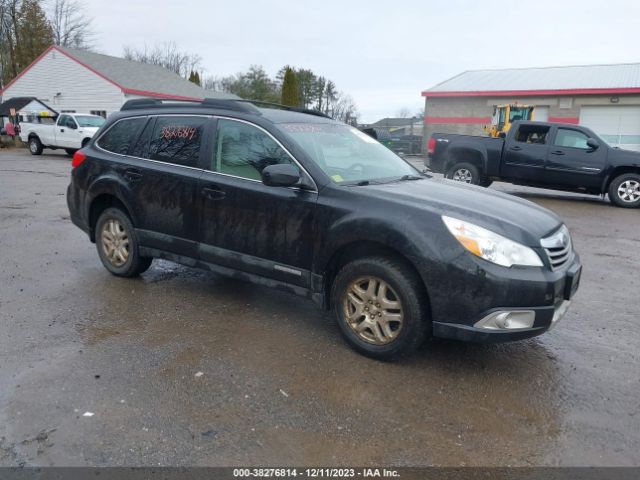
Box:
[232,468,400,478]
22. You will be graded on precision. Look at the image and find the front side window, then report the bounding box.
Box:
[148,116,206,167]
[97,117,146,155]
[554,128,590,149]
[213,119,293,180]
[281,123,417,184]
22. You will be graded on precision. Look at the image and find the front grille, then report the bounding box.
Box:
[541,226,573,271]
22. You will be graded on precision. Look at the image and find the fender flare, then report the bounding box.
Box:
[85,175,139,230]
[443,142,489,175]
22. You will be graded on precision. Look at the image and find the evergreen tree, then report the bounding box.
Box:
[14,0,53,75]
[193,71,201,86]
[280,67,299,107]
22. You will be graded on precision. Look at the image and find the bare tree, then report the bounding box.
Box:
[49,0,94,50]
[123,41,201,79]
[396,107,411,118]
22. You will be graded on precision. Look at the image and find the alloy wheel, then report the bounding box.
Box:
[101,218,130,267]
[617,180,640,203]
[452,168,473,183]
[342,276,404,345]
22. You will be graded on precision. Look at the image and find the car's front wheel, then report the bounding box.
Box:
[95,207,152,277]
[608,173,640,208]
[331,256,429,360]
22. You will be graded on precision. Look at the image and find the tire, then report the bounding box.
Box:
[81,138,90,148]
[479,178,493,188]
[28,136,43,155]
[608,173,640,208]
[331,256,429,360]
[65,148,77,157]
[95,207,152,277]
[446,162,480,185]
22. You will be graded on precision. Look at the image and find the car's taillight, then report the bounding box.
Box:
[72,150,87,168]
[427,137,436,155]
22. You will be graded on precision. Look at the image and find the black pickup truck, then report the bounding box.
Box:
[427,121,640,208]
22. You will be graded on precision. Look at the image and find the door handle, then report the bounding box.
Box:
[511,145,522,151]
[124,169,143,182]
[201,186,226,200]
[60,128,65,132]
[551,150,565,155]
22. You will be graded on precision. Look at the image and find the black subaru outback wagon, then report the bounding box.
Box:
[67,98,582,359]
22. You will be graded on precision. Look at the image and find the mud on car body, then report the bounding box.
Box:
[67,98,582,360]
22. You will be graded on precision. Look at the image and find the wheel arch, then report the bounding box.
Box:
[444,145,487,174]
[320,240,431,316]
[603,166,640,193]
[87,189,136,242]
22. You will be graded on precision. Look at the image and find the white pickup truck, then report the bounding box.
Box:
[20,113,105,156]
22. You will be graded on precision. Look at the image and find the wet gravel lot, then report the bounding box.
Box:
[0,149,638,466]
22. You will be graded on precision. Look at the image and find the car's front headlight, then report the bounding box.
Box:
[442,216,543,267]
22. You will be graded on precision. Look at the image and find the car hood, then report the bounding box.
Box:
[358,177,563,246]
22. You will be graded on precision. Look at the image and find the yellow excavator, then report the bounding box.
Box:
[485,104,535,137]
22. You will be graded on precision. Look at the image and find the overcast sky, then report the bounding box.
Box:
[85,0,640,122]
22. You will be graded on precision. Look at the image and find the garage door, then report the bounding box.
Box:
[533,106,549,122]
[580,106,640,151]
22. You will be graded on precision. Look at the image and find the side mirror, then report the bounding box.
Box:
[586,138,599,150]
[261,163,301,187]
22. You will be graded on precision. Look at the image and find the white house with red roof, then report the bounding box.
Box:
[0,45,235,118]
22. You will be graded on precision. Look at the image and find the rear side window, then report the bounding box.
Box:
[515,125,549,144]
[148,116,206,167]
[98,117,147,155]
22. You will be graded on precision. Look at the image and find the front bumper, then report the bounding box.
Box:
[424,253,582,343]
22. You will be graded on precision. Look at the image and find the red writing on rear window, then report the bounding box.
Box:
[160,126,197,140]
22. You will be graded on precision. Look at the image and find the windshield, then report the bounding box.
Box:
[281,123,419,184]
[75,115,106,127]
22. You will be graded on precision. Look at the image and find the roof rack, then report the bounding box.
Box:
[237,100,332,119]
[120,98,260,114]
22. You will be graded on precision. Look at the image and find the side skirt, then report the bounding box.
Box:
[139,246,326,307]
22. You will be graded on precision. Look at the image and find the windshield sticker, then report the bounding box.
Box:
[160,126,198,141]
[331,174,344,182]
[281,124,325,133]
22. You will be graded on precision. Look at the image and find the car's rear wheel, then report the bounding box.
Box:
[95,207,152,277]
[446,162,479,185]
[28,137,43,155]
[608,173,640,208]
[65,148,77,157]
[331,256,428,360]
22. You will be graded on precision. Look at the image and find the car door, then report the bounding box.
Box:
[545,126,607,189]
[56,115,80,148]
[500,124,550,182]
[197,117,318,288]
[96,115,210,258]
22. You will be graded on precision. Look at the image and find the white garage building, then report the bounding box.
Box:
[423,62,640,151]
[0,45,234,117]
